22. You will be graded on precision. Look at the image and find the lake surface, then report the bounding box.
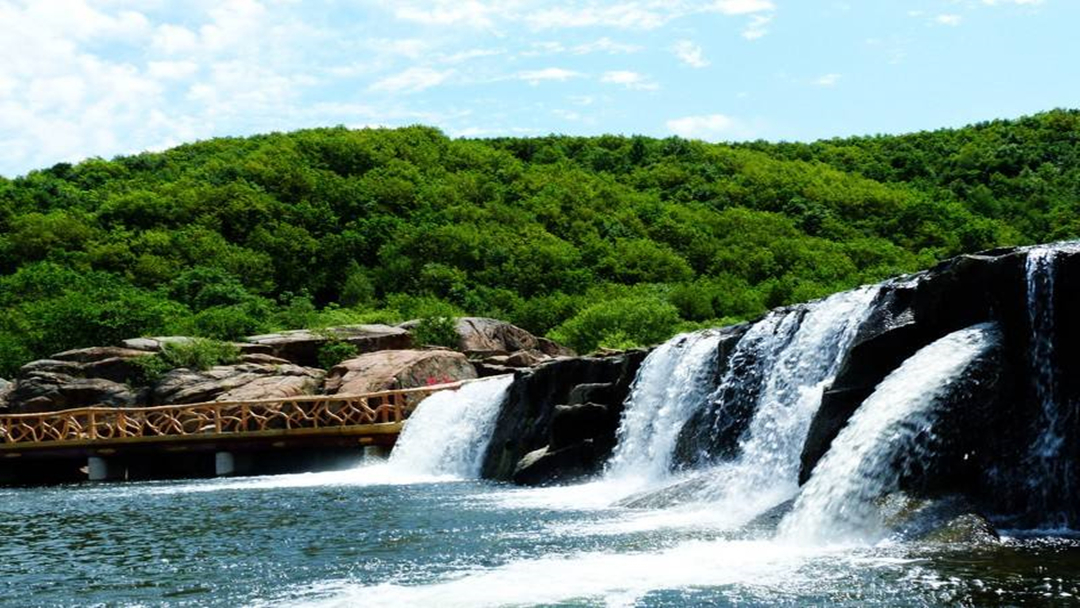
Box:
[3,465,1078,607]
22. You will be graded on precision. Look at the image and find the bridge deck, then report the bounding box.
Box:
[0,382,464,458]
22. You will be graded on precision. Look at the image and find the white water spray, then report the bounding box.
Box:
[779,323,1001,544]
[606,331,722,482]
[1021,245,1080,525]
[389,375,514,478]
[694,287,880,518]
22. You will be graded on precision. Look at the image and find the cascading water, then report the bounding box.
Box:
[692,287,880,516]
[1022,246,1076,525]
[779,323,1001,544]
[388,375,514,478]
[605,330,722,482]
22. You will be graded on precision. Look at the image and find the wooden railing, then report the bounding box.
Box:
[0,382,464,448]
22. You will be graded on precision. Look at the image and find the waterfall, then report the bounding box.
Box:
[388,375,514,478]
[605,331,723,482]
[779,323,1001,544]
[1023,246,1075,525]
[693,287,880,515]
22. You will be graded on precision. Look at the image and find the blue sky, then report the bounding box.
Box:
[0,0,1076,177]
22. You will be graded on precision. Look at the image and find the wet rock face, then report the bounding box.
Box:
[323,349,477,395]
[878,493,999,545]
[799,249,1031,486]
[480,350,647,483]
[671,322,754,468]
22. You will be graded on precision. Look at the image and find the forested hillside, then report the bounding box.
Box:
[2,109,1079,375]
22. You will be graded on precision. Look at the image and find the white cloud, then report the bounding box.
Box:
[517,67,583,84]
[673,40,709,67]
[573,37,641,54]
[392,1,498,28]
[934,14,963,26]
[369,67,454,93]
[601,70,658,90]
[525,4,671,29]
[714,0,775,15]
[743,14,773,39]
[383,0,776,32]
[666,114,744,140]
[813,73,841,86]
[982,0,1043,5]
[147,60,199,80]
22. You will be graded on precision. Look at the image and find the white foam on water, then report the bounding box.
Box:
[290,538,854,608]
[779,323,1001,544]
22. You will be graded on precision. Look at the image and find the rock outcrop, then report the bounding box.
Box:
[244,325,412,367]
[400,317,575,362]
[5,373,138,413]
[481,350,647,483]
[323,349,477,395]
[152,363,325,404]
[0,379,10,409]
[792,245,1080,526]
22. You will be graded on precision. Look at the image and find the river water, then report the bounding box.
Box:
[2,470,1079,607]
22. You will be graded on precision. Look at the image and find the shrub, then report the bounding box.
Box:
[158,338,241,371]
[412,315,460,349]
[129,354,172,386]
[190,304,269,341]
[317,340,359,370]
[548,295,681,354]
[0,333,31,379]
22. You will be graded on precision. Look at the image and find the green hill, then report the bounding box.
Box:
[3,109,1079,374]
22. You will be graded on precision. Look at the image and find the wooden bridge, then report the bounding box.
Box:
[0,382,466,483]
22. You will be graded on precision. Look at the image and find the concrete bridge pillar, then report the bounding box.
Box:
[87,456,124,482]
[362,445,390,460]
[215,452,235,476]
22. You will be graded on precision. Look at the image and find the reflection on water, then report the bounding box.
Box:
[1,473,1078,607]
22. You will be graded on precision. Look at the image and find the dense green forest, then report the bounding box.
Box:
[2,109,1080,375]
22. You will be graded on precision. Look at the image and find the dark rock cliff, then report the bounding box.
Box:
[479,350,647,483]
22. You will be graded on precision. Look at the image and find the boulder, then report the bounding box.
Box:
[504,350,549,368]
[120,336,197,352]
[0,379,11,409]
[879,493,999,544]
[17,347,154,386]
[400,317,574,358]
[4,373,138,413]
[244,325,412,367]
[615,473,716,509]
[512,442,603,486]
[323,349,477,395]
[51,346,150,363]
[239,353,294,366]
[481,349,647,482]
[152,363,324,405]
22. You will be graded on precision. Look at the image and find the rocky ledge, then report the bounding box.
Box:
[0,317,575,414]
